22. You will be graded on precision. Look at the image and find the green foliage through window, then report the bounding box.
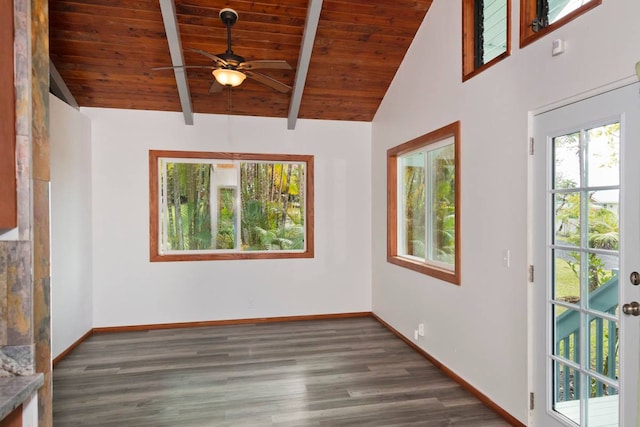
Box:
[163,162,214,251]
[399,140,456,268]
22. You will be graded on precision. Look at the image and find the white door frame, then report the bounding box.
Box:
[527,77,640,427]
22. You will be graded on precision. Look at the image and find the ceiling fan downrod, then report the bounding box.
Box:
[219,8,238,56]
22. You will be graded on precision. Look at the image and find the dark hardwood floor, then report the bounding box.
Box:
[53,317,512,426]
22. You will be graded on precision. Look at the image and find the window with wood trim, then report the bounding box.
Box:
[149,150,314,262]
[520,0,601,47]
[463,0,510,81]
[387,122,461,285]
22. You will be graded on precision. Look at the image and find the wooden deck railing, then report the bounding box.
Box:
[555,273,619,400]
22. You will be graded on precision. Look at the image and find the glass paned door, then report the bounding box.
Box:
[532,83,640,427]
[551,123,620,425]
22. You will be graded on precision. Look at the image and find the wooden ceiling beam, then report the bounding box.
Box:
[288,0,323,130]
[159,0,193,125]
[50,59,79,109]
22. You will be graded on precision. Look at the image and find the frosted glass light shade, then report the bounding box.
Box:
[212,69,246,87]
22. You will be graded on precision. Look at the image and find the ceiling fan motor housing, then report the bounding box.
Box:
[218,52,245,67]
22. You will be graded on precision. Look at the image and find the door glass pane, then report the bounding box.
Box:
[586,378,619,427]
[587,255,618,310]
[554,250,580,304]
[553,132,580,189]
[587,190,619,252]
[588,315,619,382]
[399,152,425,258]
[554,360,581,425]
[555,192,581,247]
[554,305,580,363]
[586,123,620,187]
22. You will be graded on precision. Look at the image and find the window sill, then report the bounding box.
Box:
[150,250,314,262]
[387,255,460,285]
[462,51,510,82]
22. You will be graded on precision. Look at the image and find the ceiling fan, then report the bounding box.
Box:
[154,8,293,93]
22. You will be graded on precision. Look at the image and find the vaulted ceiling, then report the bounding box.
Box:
[49,0,433,123]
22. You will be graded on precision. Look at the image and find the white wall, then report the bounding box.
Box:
[84,108,372,327]
[372,0,640,423]
[21,393,37,427]
[50,95,93,358]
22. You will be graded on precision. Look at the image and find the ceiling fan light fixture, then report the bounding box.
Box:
[213,68,246,87]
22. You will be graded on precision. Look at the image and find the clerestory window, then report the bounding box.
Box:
[387,122,461,285]
[520,0,601,47]
[463,0,510,81]
[149,150,314,262]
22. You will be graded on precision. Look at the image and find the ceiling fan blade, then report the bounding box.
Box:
[238,60,292,71]
[209,80,224,93]
[189,48,228,66]
[152,65,216,71]
[244,71,291,93]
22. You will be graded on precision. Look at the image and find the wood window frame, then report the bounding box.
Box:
[0,0,16,229]
[463,0,511,81]
[520,0,601,48]
[149,150,314,262]
[387,121,461,285]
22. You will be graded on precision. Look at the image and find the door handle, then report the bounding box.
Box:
[622,301,640,316]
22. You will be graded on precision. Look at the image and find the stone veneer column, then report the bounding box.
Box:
[30,0,51,423]
[0,0,34,377]
[0,0,51,425]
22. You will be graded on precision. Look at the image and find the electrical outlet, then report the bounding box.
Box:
[418,323,425,337]
[414,330,419,340]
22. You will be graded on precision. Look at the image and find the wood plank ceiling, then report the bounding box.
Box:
[49,0,433,122]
